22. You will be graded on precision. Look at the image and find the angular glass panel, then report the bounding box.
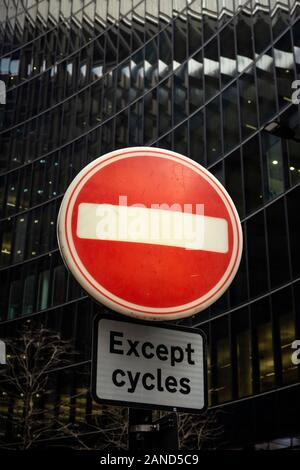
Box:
[188,51,204,113]
[242,135,263,214]
[247,213,269,297]
[222,83,239,153]
[206,96,222,165]
[261,133,284,200]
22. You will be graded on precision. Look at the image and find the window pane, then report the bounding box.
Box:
[247,212,268,297]
[12,215,28,263]
[206,96,222,165]
[266,199,290,288]
[236,9,254,74]
[222,84,239,153]
[232,308,253,398]
[173,63,188,126]
[274,31,295,110]
[261,133,284,200]
[188,51,203,113]
[256,49,277,124]
[287,186,300,277]
[242,135,263,214]
[272,288,297,385]
[22,273,37,315]
[204,37,220,101]
[220,21,237,86]
[211,318,232,404]
[239,68,258,139]
[188,0,202,56]
[8,278,22,320]
[225,150,244,218]
[189,109,205,165]
[37,270,50,311]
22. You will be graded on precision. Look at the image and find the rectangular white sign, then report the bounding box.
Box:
[77,203,228,253]
[92,316,207,413]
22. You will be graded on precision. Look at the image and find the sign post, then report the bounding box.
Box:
[58,147,243,449]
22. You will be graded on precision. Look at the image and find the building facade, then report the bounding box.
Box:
[0,0,300,449]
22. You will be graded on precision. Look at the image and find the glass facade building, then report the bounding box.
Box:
[0,0,300,449]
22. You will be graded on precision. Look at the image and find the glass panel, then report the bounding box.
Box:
[206,96,222,165]
[22,273,37,315]
[37,269,50,311]
[233,308,253,398]
[211,318,232,404]
[242,135,263,214]
[129,99,143,146]
[173,121,188,156]
[262,133,284,200]
[253,2,272,55]
[239,67,258,139]
[188,51,203,113]
[274,31,295,109]
[204,37,220,101]
[144,88,157,143]
[256,49,277,124]
[0,219,12,267]
[189,109,205,165]
[12,215,28,263]
[188,0,202,56]
[225,149,244,218]
[158,78,172,135]
[266,199,290,288]
[8,278,22,320]
[236,9,254,74]
[158,26,172,79]
[52,265,67,306]
[247,212,269,297]
[173,63,188,125]
[287,186,300,277]
[220,21,237,86]
[252,298,275,392]
[222,83,239,153]
[272,288,297,385]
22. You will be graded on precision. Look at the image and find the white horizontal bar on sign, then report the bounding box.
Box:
[76,203,228,253]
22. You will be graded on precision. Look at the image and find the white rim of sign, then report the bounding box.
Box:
[57,147,243,321]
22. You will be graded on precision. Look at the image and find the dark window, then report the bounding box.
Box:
[242,135,263,214]
[287,186,300,277]
[204,37,219,100]
[225,150,244,218]
[206,96,222,165]
[274,31,295,110]
[222,83,239,153]
[262,133,284,200]
[252,299,275,392]
[189,109,205,165]
[211,317,232,404]
[232,308,253,398]
[247,212,269,297]
[239,68,258,139]
[266,199,290,288]
[256,49,277,124]
[272,288,298,386]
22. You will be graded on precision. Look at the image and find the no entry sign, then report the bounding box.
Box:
[57,147,242,321]
[92,315,207,413]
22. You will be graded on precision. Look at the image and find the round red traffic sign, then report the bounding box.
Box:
[57,147,243,321]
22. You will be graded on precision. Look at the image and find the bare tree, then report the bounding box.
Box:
[178,410,224,450]
[0,326,128,450]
